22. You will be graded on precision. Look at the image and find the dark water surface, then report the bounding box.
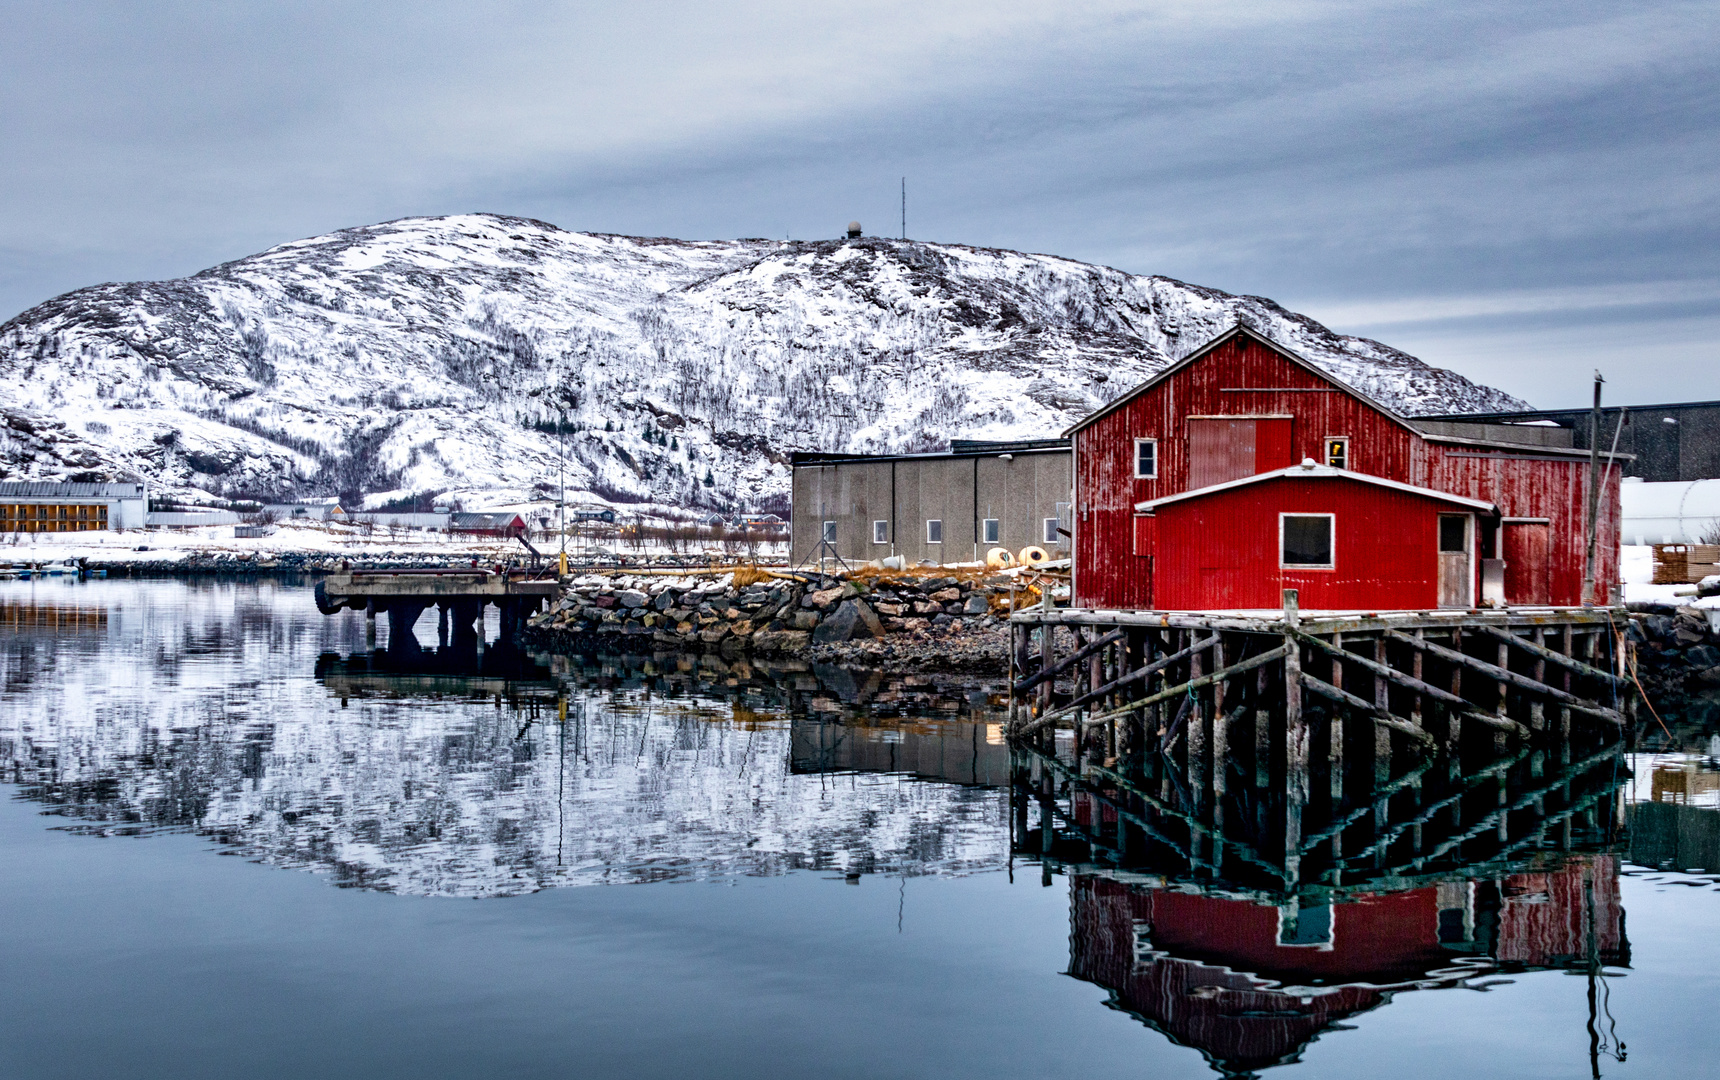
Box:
[4,578,1720,1079]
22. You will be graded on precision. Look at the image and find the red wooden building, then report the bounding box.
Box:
[1066,326,1622,611]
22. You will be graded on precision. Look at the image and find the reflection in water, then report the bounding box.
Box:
[1012,723,1634,1078]
[0,581,1010,896]
[1066,858,1625,1079]
[10,580,1720,1078]
[1627,752,1720,875]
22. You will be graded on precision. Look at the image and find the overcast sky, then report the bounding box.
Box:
[3,0,1715,408]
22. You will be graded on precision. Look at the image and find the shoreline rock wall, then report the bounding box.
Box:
[1629,604,1720,742]
[525,570,1017,670]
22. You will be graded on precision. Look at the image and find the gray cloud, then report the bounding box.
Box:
[2,0,1715,407]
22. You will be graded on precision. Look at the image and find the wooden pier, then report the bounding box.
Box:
[1007,590,1634,889]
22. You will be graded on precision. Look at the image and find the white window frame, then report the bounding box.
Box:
[1324,436,1349,470]
[1043,517,1060,544]
[1279,513,1335,570]
[925,519,943,544]
[872,519,889,544]
[981,518,999,544]
[822,520,837,544]
[1133,438,1158,479]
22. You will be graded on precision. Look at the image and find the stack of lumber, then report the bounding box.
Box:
[1653,544,1720,584]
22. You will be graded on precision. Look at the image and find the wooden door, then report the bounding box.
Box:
[1502,521,1551,605]
[1437,514,1472,608]
[1188,418,1257,489]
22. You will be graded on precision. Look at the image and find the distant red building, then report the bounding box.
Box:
[1066,326,1622,611]
[451,512,527,539]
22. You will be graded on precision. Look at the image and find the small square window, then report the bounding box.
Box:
[926,519,943,544]
[1325,437,1349,470]
[822,520,837,544]
[982,518,999,544]
[1439,515,1468,553]
[872,519,889,544]
[1134,438,1158,479]
[1044,517,1060,544]
[1281,514,1333,568]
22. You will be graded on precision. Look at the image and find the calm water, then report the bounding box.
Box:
[3,578,1720,1079]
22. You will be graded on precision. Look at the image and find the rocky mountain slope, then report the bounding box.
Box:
[0,213,1527,512]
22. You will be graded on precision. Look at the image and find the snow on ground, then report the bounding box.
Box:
[1622,544,1720,630]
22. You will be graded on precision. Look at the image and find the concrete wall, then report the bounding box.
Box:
[791,449,1070,566]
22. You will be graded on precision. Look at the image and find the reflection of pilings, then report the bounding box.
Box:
[1010,725,1626,898]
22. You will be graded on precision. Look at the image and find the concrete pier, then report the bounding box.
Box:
[315,570,556,653]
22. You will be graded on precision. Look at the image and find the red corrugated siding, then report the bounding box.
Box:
[1424,445,1620,605]
[1073,334,1619,609]
[1146,475,1457,610]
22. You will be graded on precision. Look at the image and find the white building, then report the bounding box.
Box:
[0,481,149,532]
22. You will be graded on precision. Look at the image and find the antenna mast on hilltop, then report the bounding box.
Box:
[901,177,906,240]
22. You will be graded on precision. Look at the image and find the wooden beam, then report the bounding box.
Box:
[1299,672,1437,748]
[1031,633,1224,730]
[1472,624,1623,685]
[1296,630,1471,711]
[1082,644,1290,728]
[1018,641,1287,739]
[1385,629,1622,723]
[1012,628,1127,693]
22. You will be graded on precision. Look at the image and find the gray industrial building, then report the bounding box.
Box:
[790,438,1071,567]
[1418,400,1720,482]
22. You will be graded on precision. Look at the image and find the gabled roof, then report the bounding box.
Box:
[1065,324,1420,438]
[1134,461,1499,514]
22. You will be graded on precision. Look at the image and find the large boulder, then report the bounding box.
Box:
[812,599,884,643]
[753,629,811,654]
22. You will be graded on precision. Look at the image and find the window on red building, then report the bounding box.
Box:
[1281,514,1334,568]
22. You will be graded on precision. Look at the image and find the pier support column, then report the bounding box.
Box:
[365,600,377,650]
[1282,590,1307,883]
[386,602,428,655]
[437,604,450,647]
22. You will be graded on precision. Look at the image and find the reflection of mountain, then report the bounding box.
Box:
[1068,857,1624,1078]
[0,583,1011,897]
[7,681,1008,897]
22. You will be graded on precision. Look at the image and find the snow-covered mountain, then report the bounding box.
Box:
[0,214,1527,511]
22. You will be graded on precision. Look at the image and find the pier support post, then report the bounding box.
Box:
[1283,590,1307,881]
[386,602,428,654]
[365,600,377,650]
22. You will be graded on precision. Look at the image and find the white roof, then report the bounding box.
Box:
[1133,461,1499,514]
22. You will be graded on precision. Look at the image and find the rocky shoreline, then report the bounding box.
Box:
[1628,603,1720,739]
[524,569,1021,674]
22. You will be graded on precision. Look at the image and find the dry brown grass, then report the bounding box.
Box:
[729,564,774,588]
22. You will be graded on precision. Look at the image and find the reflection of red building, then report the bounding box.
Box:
[1067,856,1623,1077]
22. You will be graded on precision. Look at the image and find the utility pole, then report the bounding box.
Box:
[901,177,906,240]
[1582,372,1603,606]
[558,407,568,578]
